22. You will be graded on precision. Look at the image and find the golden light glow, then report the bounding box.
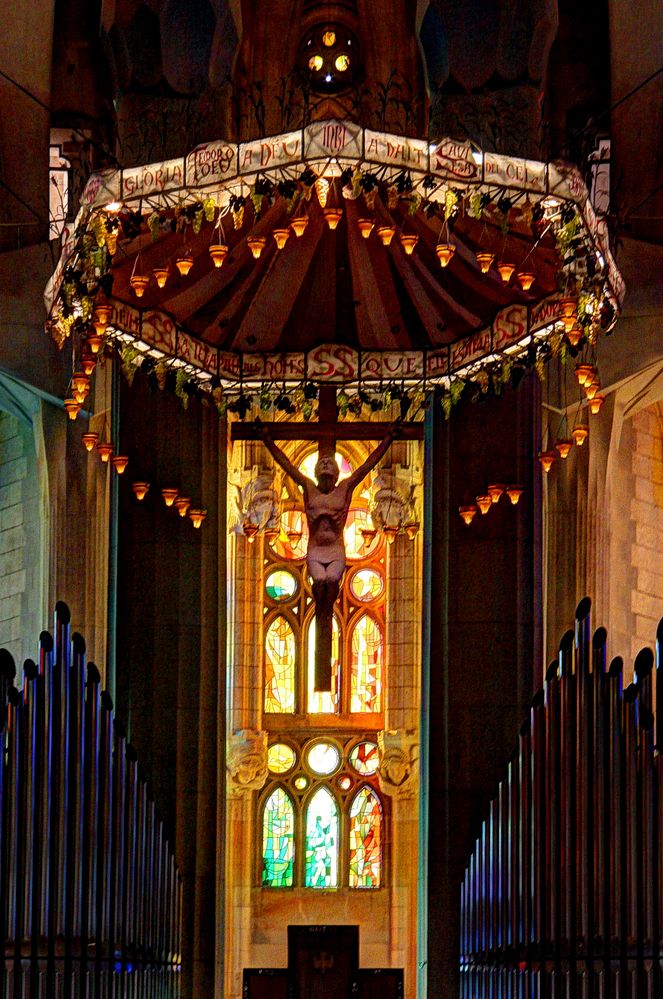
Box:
[81,432,98,452]
[72,373,90,399]
[290,217,309,237]
[575,363,594,386]
[309,54,323,71]
[555,438,573,459]
[538,450,555,473]
[322,30,336,46]
[589,394,604,415]
[335,54,350,71]
[189,508,207,528]
[584,379,600,401]
[399,233,419,255]
[209,244,228,267]
[130,274,149,297]
[476,494,492,515]
[94,305,112,326]
[161,488,179,507]
[559,296,577,318]
[357,219,374,239]
[572,424,588,446]
[87,333,103,354]
[96,442,113,462]
[506,485,524,505]
[360,526,378,547]
[81,352,96,376]
[459,505,477,525]
[323,207,343,230]
[436,243,455,267]
[566,324,583,347]
[517,271,536,291]
[497,262,515,283]
[132,481,150,501]
[247,235,267,259]
[273,228,290,250]
[64,398,81,420]
[175,496,191,517]
[383,525,399,544]
[153,267,169,288]
[377,225,396,246]
[112,455,129,474]
[175,255,194,277]
[476,251,495,273]
[487,483,505,503]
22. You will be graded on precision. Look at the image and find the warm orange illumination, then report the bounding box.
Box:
[506,485,524,505]
[243,521,259,541]
[476,494,492,515]
[175,254,194,277]
[209,244,228,267]
[309,54,323,71]
[383,525,399,544]
[81,352,96,376]
[538,450,556,473]
[64,398,81,420]
[517,271,536,291]
[589,393,605,415]
[290,217,309,238]
[72,372,90,399]
[130,274,149,298]
[377,225,396,246]
[575,363,594,386]
[566,323,583,347]
[323,208,343,230]
[82,432,98,452]
[357,219,374,239]
[112,455,129,474]
[315,177,329,207]
[487,483,505,503]
[572,424,589,446]
[476,251,495,273]
[174,496,191,517]
[399,233,419,255]
[287,528,303,545]
[132,481,150,501]
[555,438,573,459]
[497,262,515,283]
[94,305,112,326]
[404,520,419,540]
[459,505,477,525]
[436,243,455,267]
[273,228,290,250]
[153,267,169,288]
[322,30,336,46]
[360,526,378,547]
[161,488,179,507]
[189,508,207,529]
[584,379,600,401]
[247,235,267,258]
[96,442,113,462]
[87,333,103,354]
[559,296,577,318]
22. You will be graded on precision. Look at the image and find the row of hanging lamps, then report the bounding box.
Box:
[132,481,206,526]
[458,483,523,525]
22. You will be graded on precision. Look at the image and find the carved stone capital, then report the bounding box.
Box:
[226,729,269,796]
[377,729,419,799]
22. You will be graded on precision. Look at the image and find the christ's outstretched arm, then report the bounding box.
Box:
[344,423,399,494]
[254,422,310,491]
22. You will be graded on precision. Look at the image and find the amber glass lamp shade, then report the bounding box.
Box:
[476,251,495,273]
[323,208,343,230]
[476,494,492,515]
[209,244,228,268]
[436,243,455,267]
[81,351,96,376]
[130,274,149,298]
[376,225,395,246]
[555,438,573,459]
[404,521,419,540]
[572,424,589,446]
[575,363,594,386]
[189,508,207,528]
[87,333,103,354]
[506,485,524,505]
[174,496,191,517]
[64,398,81,420]
[72,372,90,397]
[567,324,583,348]
[153,267,169,288]
[459,505,477,525]
[487,483,505,503]
[132,481,150,501]
[94,305,112,327]
[497,262,515,283]
[247,235,267,259]
[112,455,129,474]
[383,524,399,544]
[357,219,374,239]
[96,442,113,462]
[589,394,605,415]
[175,254,194,277]
[559,296,577,319]
[161,488,179,507]
[584,379,600,401]
[290,217,309,238]
[517,271,536,291]
[81,432,98,452]
[399,233,419,255]
[360,526,378,547]
[273,228,290,250]
[537,450,555,473]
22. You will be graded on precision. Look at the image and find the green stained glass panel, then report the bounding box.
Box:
[264,615,296,713]
[262,788,295,887]
[266,569,297,602]
[350,614,383,713]
[349,741,379,775]
[349,786,382,888]
[304,787,339,888]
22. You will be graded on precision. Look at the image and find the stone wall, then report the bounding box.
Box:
[630,403,663,665]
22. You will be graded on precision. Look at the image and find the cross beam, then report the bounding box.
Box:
[231,421,423,442]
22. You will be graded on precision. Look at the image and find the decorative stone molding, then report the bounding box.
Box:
[226,729,269,796]
[377,729,419,799]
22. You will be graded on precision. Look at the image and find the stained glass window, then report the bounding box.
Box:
[307,616,340,713]
[305,787,339,888]
[268,743,296,774]
[349,787,382,888]
[264,616,296,713]
[299,450,353,483]
[306,742,341,776]
[350,615,383,713]
[269,509,308,561]
[344,508,380,559]
[350,568,384,602]
[349,741,379,775]
[262,788,295,887]
[265,570,297,602]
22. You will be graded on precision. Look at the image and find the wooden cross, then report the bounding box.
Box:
[231,386,423,690]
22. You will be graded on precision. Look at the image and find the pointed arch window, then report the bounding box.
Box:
[304,786,339,887]
[350,614,383,713]
[264,615,296,713]
[349,786,382,888]
[262,787,295,887]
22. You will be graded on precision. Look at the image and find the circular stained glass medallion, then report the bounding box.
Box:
[349,741,379,776]
[350,567,384,602]
[267,743,296,774]
[306,742,341,776]
[265,569,297,602]
[294,775,308,791]
[337,775,352,791]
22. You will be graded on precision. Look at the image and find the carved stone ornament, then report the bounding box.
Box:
[231,470,279,535]
[377,729,419,799]
[370,469,412,530]
[226,729,269,796]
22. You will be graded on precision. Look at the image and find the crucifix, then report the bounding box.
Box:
[233,385,423,692]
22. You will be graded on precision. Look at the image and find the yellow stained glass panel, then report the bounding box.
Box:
[350,614,382,713]
[265,615,296,713]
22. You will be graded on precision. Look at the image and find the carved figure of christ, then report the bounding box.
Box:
[256,422,396,691]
